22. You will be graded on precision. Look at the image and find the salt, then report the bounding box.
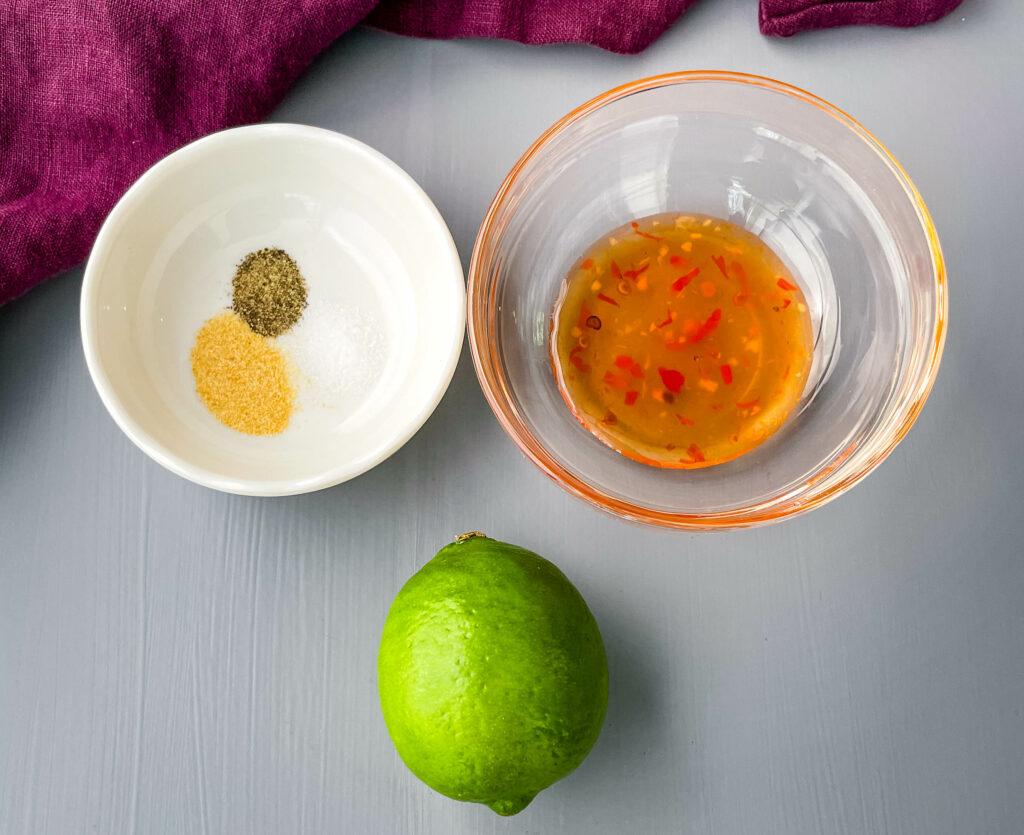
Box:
[278,300,388,417]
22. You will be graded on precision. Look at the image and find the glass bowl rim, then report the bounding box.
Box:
[467,70,947,530]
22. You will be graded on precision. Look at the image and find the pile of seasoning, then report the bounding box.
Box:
[232,248,308,337]
[191,312,295,435]
[191,248,308,436]
[278,300,387,415]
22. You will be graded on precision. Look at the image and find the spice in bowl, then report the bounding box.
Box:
[232,247,308,337]
[278,300,387,412]
[191,310,296,435]
[551,213,813,468]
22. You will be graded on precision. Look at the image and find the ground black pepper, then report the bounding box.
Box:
[231,248,308,337]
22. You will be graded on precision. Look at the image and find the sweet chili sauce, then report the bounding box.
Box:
[551,213,814,468]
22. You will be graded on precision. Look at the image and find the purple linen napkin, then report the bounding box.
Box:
[760,0,963,37]
[0,0,699,306]
[367,0,699,54]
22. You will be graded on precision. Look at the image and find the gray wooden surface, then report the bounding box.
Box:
[3,3,1023,833]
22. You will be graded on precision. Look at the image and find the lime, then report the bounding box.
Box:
[377,533,608,816]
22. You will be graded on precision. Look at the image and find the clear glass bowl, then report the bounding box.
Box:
[468,72,947,530]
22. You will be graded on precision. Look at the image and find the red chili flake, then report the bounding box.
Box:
[581,258,594,270]
[629,363,644,379]
[610,261,622,281]
[686,443,706,463]
[720,364,733,384]
[577,302,592,330]
[656,307,674,329]
[669,255,686,267]
[676,414,695,426]
[603,411,618,425]
[614,355,634,370]
[711,255,729,278]
[597,293,619,307]
[603,371,630,390]
[671,267,700,293]
[624,263,650,280]
[570,355,590,373]
[631,221,660,241]
[777,278,797,291]
[624,390,639,406]
[736,398,760,409]
[782,364,791,379]
[690,308,722,343]
[658,367,685,394]
[782,298,792,309]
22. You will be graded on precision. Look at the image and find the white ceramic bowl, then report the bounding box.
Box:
[81,124,465,495]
